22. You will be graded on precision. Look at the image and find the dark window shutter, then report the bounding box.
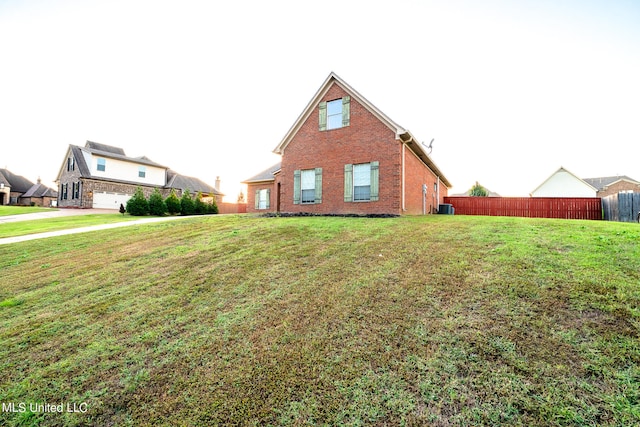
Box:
[293,170,301,204]
[342,96,350,127]
[314,168,322,204]
[370,161,379,201]
[319,102,327,131]
[344,164,353,202]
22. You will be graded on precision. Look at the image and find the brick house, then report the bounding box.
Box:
[243,73,451,215]
[56,141,223,209]
[583,176,640,198]
[0,169,58,206]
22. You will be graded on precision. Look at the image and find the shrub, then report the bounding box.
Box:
[207,198,219,214]
[148,188,168,216]
[194,192,207,215]
[180,189,195,216]
[126,187,149,216]
[165,189,181,215]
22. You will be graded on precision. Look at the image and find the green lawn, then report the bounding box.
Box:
[0,215,638,426]
[0,206,57,216]
[0,214,143,238]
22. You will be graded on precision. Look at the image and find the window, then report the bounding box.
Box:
[139,166,146,178]
[353,163,371,201]
[255,188,270,210]
[293,168,322,205]
[67,157,74,171]
[97,158,106,172]
[301,170,316,204]
[73,182,80,199]
[319,96,350,131]
[61,183,68,200]
[344,162,379,202]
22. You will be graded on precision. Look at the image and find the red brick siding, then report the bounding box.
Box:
[597,181,640,198]
[246,182,277,212]
[280,84,403,215]
[403,147,449,215]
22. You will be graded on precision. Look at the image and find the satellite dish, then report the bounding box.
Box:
[422,138,434,154]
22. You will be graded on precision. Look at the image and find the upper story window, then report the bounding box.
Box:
[97,158,106,172]
[67,157,75,171]
[139,166,146,178]
[319,96,350,131]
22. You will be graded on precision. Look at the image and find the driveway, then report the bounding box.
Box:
[0,208,115,224]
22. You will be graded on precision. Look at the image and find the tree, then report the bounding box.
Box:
[165,189,181,215]
[469,181,489,197]
[237,190,245,203]
[148,188,167,216]
[180,189,195,216]
[207,196,219,214]
[194,192,207,215]
[126,186,149,216]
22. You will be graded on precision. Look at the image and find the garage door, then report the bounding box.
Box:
[92,192,132,210]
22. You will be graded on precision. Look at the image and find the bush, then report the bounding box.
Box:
[149,188,168,216]
[126,187,149,216]
[207,198,219,214]
[194,192,207,215]
[180,189,195,216]
[165,189,181,215]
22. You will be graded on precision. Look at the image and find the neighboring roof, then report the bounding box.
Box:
[85,141,125,155]
[22,182,58,198]
[272,72,452,188]
[81,141,167,168]
[0,169,34,193]
[530,166,598,196]
[583,175,640,191]
[242,162,282,184]
[166,170,224,196]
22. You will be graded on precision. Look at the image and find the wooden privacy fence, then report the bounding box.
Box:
[217,202,247,214]
[602,193,640,222]
[443,197,602,220]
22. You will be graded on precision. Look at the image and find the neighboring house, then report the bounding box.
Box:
[530,167,597,197]
[56,141,223,209]
[583,175,640,198]
[0,169,58,206]
[243,72,452,215]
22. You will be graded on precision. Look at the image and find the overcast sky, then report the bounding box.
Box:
[1,0,639,199]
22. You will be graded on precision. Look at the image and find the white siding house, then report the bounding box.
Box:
[530,167,597,197]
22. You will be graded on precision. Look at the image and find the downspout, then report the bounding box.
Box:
[402,142,406,212]
[401,134,414,212]
[437,176,440,211]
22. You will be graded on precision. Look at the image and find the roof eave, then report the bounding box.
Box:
[400,131,452,188]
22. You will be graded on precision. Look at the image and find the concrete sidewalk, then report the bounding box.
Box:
[0,215,194,245]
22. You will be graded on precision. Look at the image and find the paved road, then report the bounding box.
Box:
[0,209,194,245]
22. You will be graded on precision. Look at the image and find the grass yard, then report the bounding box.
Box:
[0,214,144,239]
[0,215,638,426]
[0,206,57,217]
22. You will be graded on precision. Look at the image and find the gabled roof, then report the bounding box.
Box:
[58,141,169,182]
[583,175,640,191]
[0,169,34,193]
[166,170,224,196]
[242,162,282,184]
[530,166,598,196]
[22,182,57,198]
[271,72,451,188]
[81,141,167,168]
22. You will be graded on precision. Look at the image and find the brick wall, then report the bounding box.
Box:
[597,181,640,198]
[278,84,403,215]
[403,147,449,215]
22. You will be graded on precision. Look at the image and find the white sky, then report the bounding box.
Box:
[1,0,639,199]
